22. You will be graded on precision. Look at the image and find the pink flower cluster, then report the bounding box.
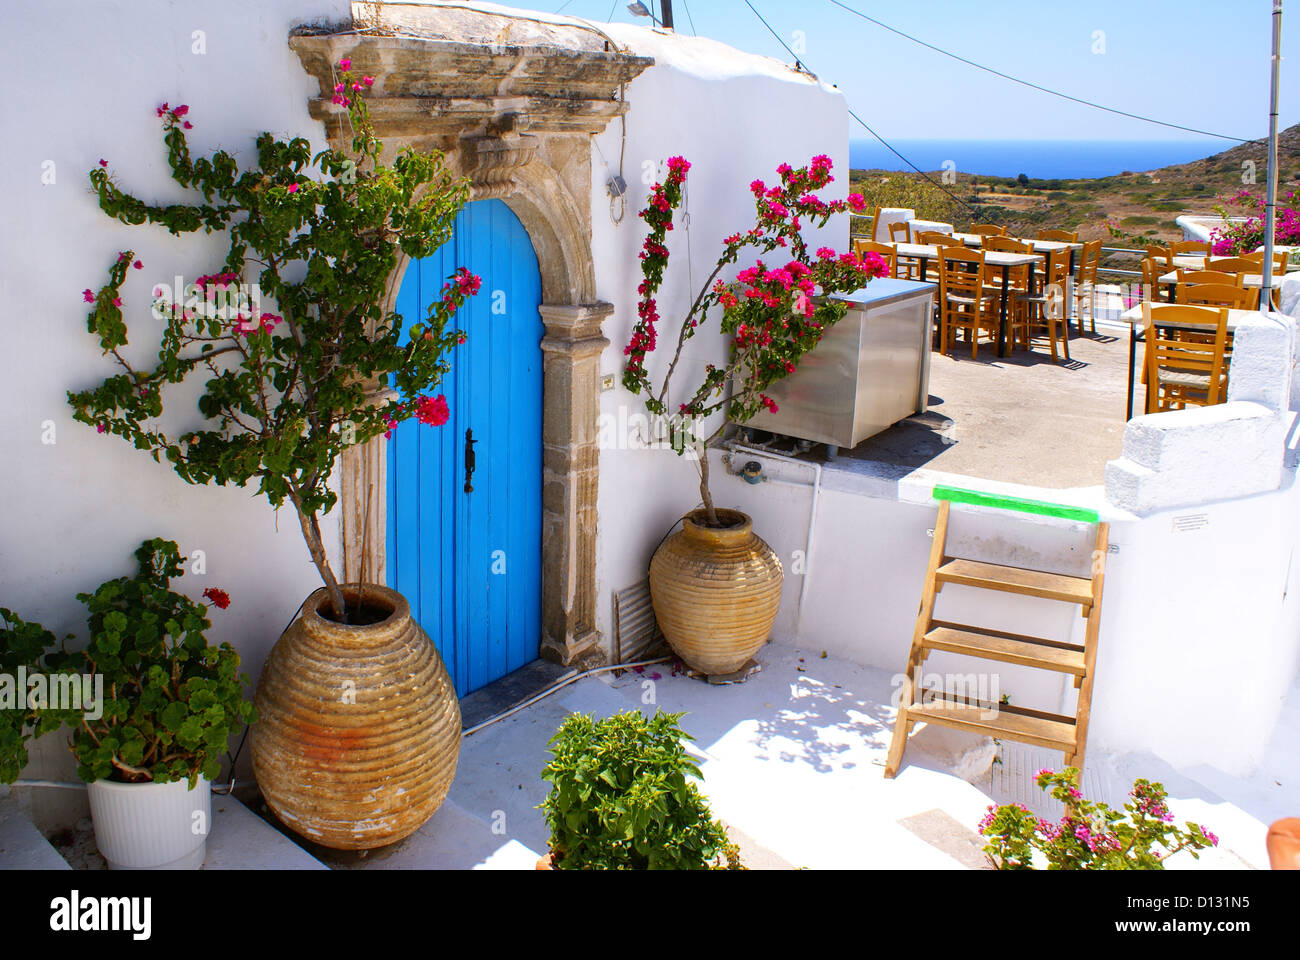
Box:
[156,102,193,130]
[413,394,450,427]
[332,58,375,106]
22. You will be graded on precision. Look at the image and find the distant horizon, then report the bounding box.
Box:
[848,137,1231,180]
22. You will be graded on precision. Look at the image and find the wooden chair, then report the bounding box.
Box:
[1204,256,1264,275]
[982,235,1034,295]
[1014,246,1070,362]
[888,221,923,279]
[968,224,1006,237]
[937,246,998,359]
[1074,239,1103,334]
[917,230,962,247]
[1140,257,1168,303]
[1142,302,1230,413]
[1177,282,1260,310]
[1038,229,1078,243]
[853,238,899,278]
[1145,244,1173,268]
[1174,270,1245,286]
[1169,240,1212,259]
[869,206,884,242]
[1229,248,1290,276]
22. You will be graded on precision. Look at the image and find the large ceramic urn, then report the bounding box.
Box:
[251,584,460,850]
[648,509,784,676]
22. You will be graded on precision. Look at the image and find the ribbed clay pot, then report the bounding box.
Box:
[250,584,460,850]
[648,508,783,675]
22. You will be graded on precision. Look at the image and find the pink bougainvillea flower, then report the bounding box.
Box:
[202,587,231,609]
[363,75,375,86]
[338,57,352,70]
[112,297,122,307]
[183,121,193,130]
[456,270,482,296]
[286,183,299,194]
[414,394,450,427]
[172,104,189,118]
[156,102,169,117]
[82,289,95,303]
[133,260,142,270]
[98,159,108,168]
[383,417,399,440]
[96,423,107,434]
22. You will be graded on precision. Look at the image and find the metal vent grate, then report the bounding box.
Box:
[612,580,664,664]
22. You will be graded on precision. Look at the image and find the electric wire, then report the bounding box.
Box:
[742,0,983,219]
[825,0,1264,145]
[681,0,698,36]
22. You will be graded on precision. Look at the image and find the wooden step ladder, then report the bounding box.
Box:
[884,487,1109,778]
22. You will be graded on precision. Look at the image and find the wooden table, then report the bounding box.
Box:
[1117,304,1259,420]
[891,242,1045,357]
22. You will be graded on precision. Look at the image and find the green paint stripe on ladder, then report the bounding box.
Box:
[932,485,1100,524]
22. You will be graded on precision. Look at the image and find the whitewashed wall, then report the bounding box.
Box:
[0,0,350,683]
[589,25,851,647]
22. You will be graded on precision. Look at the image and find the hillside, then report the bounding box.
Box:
[849,123,1300,245]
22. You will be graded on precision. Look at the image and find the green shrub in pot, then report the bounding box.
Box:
[2,538,255,787]
[539,709,742,870]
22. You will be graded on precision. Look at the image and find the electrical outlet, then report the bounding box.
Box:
[600,373,616,392]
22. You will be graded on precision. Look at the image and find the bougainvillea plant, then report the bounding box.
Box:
[1209,187,1300,255]
[978,767,1218,870]
[68,60,480,621]
[623,155,888,527]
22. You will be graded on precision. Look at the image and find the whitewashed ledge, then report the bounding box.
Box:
[1106,310,1299,515]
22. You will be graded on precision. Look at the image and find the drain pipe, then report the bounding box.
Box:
[723,441,823,639]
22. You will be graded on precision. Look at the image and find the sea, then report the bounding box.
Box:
[849,138,1225,180]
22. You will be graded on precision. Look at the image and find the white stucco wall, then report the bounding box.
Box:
[588,25,851,648]
[0,0,351,678]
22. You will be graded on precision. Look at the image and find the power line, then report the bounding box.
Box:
[681,0,698,36]
[825,0,1263,145]
[742,0,982,219]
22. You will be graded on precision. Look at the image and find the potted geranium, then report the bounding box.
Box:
[623,155,887,675]
[68,59,474,849]
[3,538,255,870]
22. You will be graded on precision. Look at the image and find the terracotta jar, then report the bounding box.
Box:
[251,584,460,850]
[648,508,783,675]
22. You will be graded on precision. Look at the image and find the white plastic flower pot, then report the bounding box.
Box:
[86,776,211,870]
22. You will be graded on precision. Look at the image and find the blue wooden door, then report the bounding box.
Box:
[387,199,544,697]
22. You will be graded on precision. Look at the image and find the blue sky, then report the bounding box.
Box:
[500,0,1295,145]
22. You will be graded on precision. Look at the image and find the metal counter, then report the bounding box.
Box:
[741,278,936,456]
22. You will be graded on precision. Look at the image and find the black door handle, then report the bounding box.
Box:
[464,427,477,493]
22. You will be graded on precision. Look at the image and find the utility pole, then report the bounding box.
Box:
[661,0,674,30]
[1263,0,1283,304]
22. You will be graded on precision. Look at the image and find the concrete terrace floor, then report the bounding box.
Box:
[315,643,1291,871]
[839,325,1132,490]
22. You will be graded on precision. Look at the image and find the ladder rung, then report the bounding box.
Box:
[936,558,1093,606]
[908,696,1078,751]
[923,622,1086,675]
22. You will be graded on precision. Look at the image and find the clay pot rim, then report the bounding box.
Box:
[681,508,752,540]
[300,583,410,642]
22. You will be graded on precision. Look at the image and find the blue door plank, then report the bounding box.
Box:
[387,199,543,697]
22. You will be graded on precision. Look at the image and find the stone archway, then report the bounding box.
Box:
[290,6,652,667]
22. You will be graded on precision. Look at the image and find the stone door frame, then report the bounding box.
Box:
[290,15,652,667]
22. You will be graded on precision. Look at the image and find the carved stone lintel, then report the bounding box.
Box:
[467,129,539,200]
